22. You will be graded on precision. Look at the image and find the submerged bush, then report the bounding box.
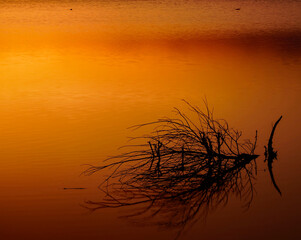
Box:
[83,100,281,237]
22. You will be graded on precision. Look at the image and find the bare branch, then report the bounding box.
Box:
[83,101,260,237]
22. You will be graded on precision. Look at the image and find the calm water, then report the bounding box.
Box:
[0,0,300,239]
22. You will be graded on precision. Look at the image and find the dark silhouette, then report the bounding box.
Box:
[265,116,283,195]
[83,101,282,238]
[63,187,85,190]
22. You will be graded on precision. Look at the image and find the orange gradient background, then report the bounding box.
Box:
[0,0,300,239]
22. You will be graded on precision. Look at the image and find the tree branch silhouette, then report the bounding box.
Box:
[265,116,283,195]
[83,101,265,236]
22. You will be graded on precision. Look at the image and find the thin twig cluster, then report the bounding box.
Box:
[83,101,259,233]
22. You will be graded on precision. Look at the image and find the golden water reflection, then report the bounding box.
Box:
[0,0,300,239]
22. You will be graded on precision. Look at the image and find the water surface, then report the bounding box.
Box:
[0,0,300,239]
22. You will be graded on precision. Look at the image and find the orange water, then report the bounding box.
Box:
[0,1,300,239]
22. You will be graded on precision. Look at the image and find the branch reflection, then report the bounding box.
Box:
[83,101,281,238]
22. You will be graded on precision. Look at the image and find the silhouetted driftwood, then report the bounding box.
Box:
[63,187,86,190]
[83,101,262,237]
[264,116,283,195]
